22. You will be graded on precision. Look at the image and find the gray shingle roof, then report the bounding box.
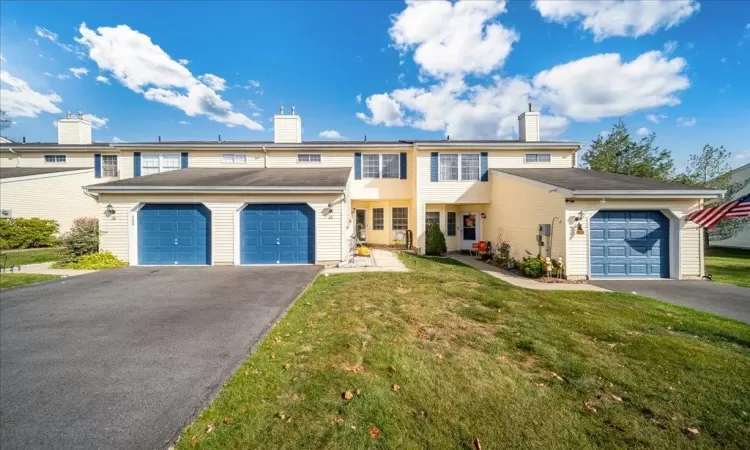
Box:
[85,167,351,191]
[495,168,719,192]
[0,167,91,179]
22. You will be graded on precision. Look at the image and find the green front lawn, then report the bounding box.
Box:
[179,254,750,449]
[0,247,61,267]
[706,248,750,288]
[0,273,61,289]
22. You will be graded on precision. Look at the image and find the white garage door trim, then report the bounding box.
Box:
[233,201,319,266]
[128,201,215,266]
[585,207,680,280]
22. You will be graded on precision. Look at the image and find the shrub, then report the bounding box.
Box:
[0,218,59,249]
[53,251,127,270]
[58,218,99,263]
[425,223,447,256]
[521,256,544,277]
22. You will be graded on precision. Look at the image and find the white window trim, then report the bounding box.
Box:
[44,154,67,163]
[222,153,247,164]
[102,155,118,177]
[297,153,322,164]
[439,153,480,181]
[372,207,385,230]
[525,153,552,163]
[425,210,441,233]
[391,206,409,231]
[361,153,401,179]
[141,153,180,174]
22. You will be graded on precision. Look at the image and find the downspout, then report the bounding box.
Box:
[7,147,20,167]
[262,146,268,168]
[413,142,419,252]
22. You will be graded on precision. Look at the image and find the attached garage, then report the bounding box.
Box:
[240,204,315,264]
[138,204,211,265]
[589,211,669,278]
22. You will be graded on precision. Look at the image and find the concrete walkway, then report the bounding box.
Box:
[450,255,609,292]
[323,249,408,274]
[13,262,97,277]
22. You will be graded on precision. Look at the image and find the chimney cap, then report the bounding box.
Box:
[66,111,72,119]
[279,106,284,115]
[291,106,296,115]
[78,111,83,120]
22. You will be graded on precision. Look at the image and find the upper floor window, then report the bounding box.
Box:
[297,154,322,163]
[362,154,400,179]
[44,154,67,163]
[142,153,180,176]
[102,155,118,177]
[222,153,247,164]
[525,153,551,163]
[439,154,479,181]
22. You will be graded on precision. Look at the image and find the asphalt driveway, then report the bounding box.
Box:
[0,265,319,449]
[590,279,750,323]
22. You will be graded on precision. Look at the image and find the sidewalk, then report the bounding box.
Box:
[450,255,609,292]
[13,262,97,277]
[322,249,409,274]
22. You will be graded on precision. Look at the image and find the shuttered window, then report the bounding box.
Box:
[102,155,118,177]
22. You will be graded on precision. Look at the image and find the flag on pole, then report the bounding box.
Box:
[688,194,750,228]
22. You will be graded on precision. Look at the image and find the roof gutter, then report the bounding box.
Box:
[416,142,582,150]
[569,190,725,199]
[111,143,412,150]
[84,185,347,194]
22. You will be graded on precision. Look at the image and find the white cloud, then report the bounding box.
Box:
[247,99,262,111]
[246,79,260,88]
[35,26,76,53]
[319,130,345,139]
[720,57,727,63]
[75,23,263,131]
[676,117,696,127]
[389,0,518,78]
[45,72,71,80]
[69,67,88,78]
[178,120,189,125]
[646,113,667,123]
[96,75,110,84]
[82,113,108,129]
[636,127,649,136]
[111,136,125,143]
[198,73,226,91]
[533,0,700,41]
[0,70,62,117]
[252,112,261,117]
[735,150,750,160]
[355,93,362,104]
[664,41,677,54]
[533,51,689,120]
[178,59,189,66]
[0,54,5,63]
[356,93,404,127]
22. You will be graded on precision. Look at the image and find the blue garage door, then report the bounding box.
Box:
[240,204,315,264]
[590,211,670,278]
[138,204,211,265]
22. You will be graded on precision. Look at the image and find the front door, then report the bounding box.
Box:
[461,213,479,250]
[355,209,367,242]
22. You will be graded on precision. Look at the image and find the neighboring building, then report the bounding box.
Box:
[0,108,723,280]
[710,162,750,249]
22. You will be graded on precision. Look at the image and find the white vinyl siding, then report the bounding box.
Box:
[44,154,67,163]
[222,154,247,164]
[102,155,118,177]
[98,193,346,265]
[142,153,180,175]
[297,154,322,163]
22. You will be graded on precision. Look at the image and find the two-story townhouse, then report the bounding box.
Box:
[0,108,724,280]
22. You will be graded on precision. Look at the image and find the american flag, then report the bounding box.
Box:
[688,193,750,229]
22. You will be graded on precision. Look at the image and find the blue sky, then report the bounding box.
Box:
[0,0,748,168]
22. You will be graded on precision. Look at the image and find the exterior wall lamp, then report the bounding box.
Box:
[576,223,585,235]
[104,204,116,219]
[480,212,487,219]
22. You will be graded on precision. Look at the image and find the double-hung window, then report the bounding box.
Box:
[425,212,440,231]
[525,153,551,163]
[362,154,400,179]
[373,208,384,230]
[102,155,118,177]
[392,207,408,230]
[297,154,322,163]
[44,154,67,163]
[142,153,180,175]
[222,153,247,164]
[439,154,480,181]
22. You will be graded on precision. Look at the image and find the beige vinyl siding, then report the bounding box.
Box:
[485,173,565,260]
[98,193,346,265]
[564,198,702,280]
[0,169,99,232]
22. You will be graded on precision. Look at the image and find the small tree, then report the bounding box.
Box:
[425,223,447,256]
[583,120,675,181]
[59,217,99,262]
[0,110,11,134]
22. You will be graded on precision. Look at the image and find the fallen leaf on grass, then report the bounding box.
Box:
[392,384,400,392]
[388,365,397,373]
[584,401,597,413]
[343,391,354,400]
[369,426,381,439]
[355,388,361,395]
[223,417,232,425]
[345,364,365,373]
[332,417,345,425]
[473,437,482,450]
[205,423,216,433]
[436,353,444,360]
[684,427,700,437]
[610,394,623,403]
[276,412,287,420]
[283,363,291,370]
[550,372,564,382]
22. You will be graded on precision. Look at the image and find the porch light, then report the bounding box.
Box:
[480,212,487,219]
[104,204,116,219]
[576,223,585,235]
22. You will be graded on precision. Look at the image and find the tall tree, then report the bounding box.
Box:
[0,110,10,134]
[677,144,749,242]
[582,120,675,181]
